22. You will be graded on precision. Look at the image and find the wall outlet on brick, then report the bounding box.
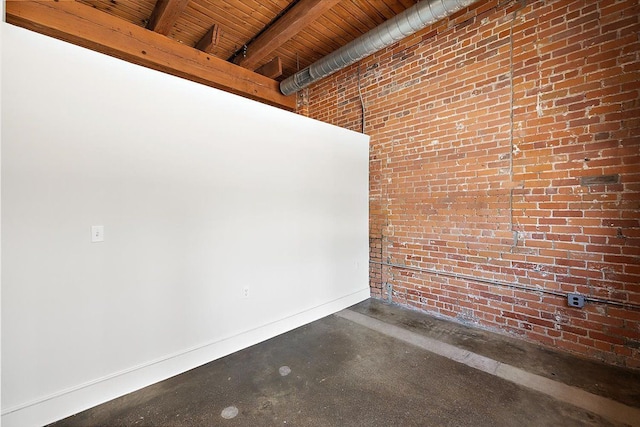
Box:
[567,293,584,308]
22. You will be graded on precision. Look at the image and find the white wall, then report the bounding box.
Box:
[1,4,5,427]
[1,24,369,427]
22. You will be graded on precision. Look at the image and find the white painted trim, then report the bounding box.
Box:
[1,290,369,427]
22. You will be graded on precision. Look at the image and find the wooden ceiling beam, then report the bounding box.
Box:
[234,0,341,70]
[195,24,220,54]
[255,57,283,79]
[147,0,190,35]
[5,1,296,110]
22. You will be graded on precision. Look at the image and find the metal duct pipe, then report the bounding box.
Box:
[280,0,479,95]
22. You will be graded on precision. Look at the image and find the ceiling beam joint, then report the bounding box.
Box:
[195,24,220,53]
[234,0,341,70]
[255,57,283,79]
[147,0,190,35]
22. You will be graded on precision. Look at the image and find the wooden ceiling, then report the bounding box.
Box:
[6,0,418,109]
[77,0,419,78]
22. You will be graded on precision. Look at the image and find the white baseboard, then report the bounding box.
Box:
[2,290,370,427]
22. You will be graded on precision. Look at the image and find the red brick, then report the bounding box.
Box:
[304,0,640,368]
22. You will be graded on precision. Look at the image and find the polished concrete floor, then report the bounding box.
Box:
[51,299,640,426]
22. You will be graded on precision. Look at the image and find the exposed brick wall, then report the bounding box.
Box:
[301,0,640,368]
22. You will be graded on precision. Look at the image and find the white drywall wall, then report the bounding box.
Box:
[0,5,4,427]
[1,24,369,427]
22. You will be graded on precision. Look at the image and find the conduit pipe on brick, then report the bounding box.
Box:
[280,0,480,95]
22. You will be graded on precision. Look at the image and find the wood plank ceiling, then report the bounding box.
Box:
[6,0,419,109]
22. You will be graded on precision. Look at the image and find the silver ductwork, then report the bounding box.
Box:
[280,0,479,95]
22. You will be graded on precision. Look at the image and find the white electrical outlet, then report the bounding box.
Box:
[242,287,250,298]
[91,225,104,243]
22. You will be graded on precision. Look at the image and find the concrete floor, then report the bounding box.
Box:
[51,299,640,427]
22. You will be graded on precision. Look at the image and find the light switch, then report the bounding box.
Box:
[91,225,104,243]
